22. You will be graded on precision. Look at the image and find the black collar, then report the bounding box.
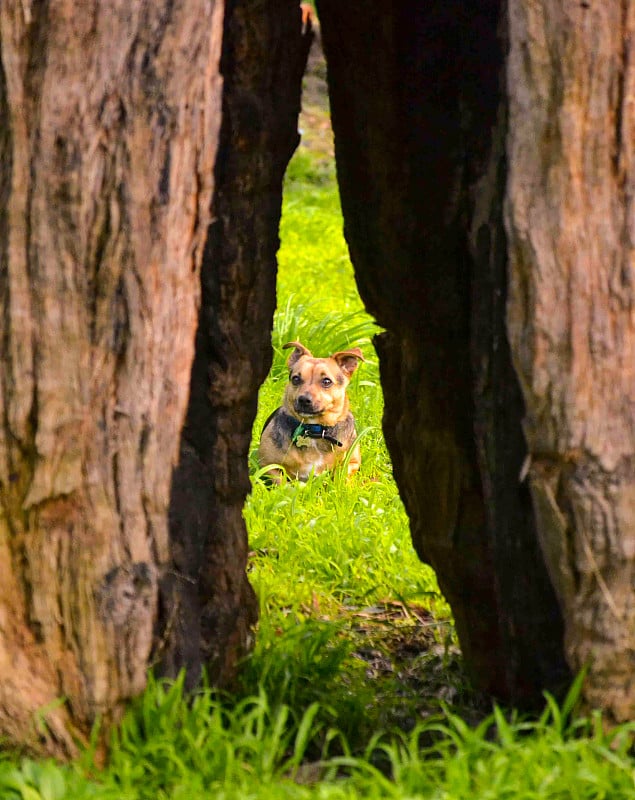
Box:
[291,421,343,448]
[275,411,344,448]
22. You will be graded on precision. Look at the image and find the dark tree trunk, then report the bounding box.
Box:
[317,0,570,704]
[159,0,312,687]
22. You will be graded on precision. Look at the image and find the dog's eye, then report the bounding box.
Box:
[291,374,302,386]
[321,377,333,388]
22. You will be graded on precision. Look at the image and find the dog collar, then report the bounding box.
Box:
[291,422,343,448]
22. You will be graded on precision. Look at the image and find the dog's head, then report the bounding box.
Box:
[282,341,364,426]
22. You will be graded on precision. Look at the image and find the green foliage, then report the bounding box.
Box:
[235,614,374,752]
[244,471,444,614]
[0,760,68,800]
[3,676,634,800]
[106,673,326,793]
[276,151,362,320]
[357,694,635,799]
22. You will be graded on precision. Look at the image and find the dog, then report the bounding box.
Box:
[258,341,364,482]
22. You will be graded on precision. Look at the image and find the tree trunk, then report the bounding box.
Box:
[0,0,223,756]
[506,0,635,722]
[316,0,571,705]
[319,0,635,717]
[159,0,312,688]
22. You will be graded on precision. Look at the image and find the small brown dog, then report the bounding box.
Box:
[258,341,364,482]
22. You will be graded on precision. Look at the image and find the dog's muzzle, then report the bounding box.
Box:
[295,395,320,415]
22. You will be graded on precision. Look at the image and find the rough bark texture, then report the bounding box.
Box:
[158,0,312,687]
[317,0,570,704]
[0,0,223,755]
[506,0,635,721]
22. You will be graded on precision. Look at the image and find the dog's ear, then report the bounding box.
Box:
[331,347,365,378]
[283,341,312,368]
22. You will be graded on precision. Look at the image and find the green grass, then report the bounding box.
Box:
[249,148,438,619]
[3,675,634,799]
[2,113,635,800]
[244,141,459,748]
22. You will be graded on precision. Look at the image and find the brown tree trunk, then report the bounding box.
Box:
[159,0,312,688]
[317,0,570,705]
[506,0,635,722]
[0,0,224,755]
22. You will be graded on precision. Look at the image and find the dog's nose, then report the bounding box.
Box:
[296,394,314,412]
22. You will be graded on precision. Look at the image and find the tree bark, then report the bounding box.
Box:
[506,0,635,722]
[317,0,570,704]
[159,0,312,688]
[319,0,635,717]
[0,0,223,755]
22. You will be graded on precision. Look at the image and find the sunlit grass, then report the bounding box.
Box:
[236,140,459,757]
[248,140,444,614]
[276,152,361,314]
[243,139,454,741]
[245,473,442,614]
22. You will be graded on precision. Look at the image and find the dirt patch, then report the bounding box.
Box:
[346,601,487,729]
